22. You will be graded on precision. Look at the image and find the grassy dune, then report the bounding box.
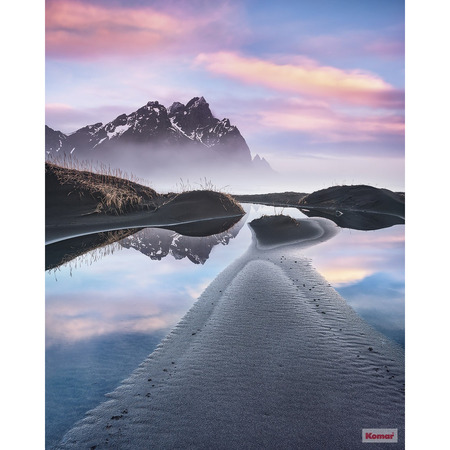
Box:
[45,162,244,244]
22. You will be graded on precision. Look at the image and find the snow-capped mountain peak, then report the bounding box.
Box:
[45,97,272,172]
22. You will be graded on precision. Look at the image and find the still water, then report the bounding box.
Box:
[45,204,404,448]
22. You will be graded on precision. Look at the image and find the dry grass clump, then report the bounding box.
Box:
[253,214,299,227]
[46,153,151,184]
[168,177,243,215]
[217,191,245,215]
[168,189,245,215]
[175,177,231,194]
[46,157,158,215]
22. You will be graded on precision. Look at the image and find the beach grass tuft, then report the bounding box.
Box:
[46,157,159,215]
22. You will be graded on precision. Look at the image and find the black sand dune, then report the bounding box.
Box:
[45,163,245,244]
[235,185,405,230]
[299,185,405,218]
[235,185,404,218]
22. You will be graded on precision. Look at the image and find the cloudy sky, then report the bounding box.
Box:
[45,0,405,190]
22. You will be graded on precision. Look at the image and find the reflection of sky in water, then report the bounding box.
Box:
[45,205,304,346]
[299,224,405,347]
[45,205,404,448]
[45,205,269,447]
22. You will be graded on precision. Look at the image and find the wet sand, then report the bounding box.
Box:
[55,217,404,449]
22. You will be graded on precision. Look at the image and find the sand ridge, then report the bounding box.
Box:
[56,218,404,449]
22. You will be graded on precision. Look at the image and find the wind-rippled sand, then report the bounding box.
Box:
[56,218,404,449]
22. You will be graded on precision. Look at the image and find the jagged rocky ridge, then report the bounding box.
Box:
[45,97,271,172]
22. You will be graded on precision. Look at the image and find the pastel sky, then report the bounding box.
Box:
[45,0,405,191]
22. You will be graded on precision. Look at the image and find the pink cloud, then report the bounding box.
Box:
[196,52,404,109]
[226,97,404,143]
[46,1,190,58]
[46,0,243,59]
[259,110,404,143]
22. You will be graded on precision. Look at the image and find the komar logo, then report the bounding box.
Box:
[362,429,398,443]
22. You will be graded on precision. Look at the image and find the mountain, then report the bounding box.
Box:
[45,126,67,153]
[45,97,272,176]
[251,154,271,172]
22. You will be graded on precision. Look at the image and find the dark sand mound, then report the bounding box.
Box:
[299,184,405,218]
[45,163,244,244]
[160,190,244,222]
[249,214,338,249]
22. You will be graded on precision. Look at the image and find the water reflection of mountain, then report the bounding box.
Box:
[46,215,247,270]
[298,208,404,231]
[119,216,246,264]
